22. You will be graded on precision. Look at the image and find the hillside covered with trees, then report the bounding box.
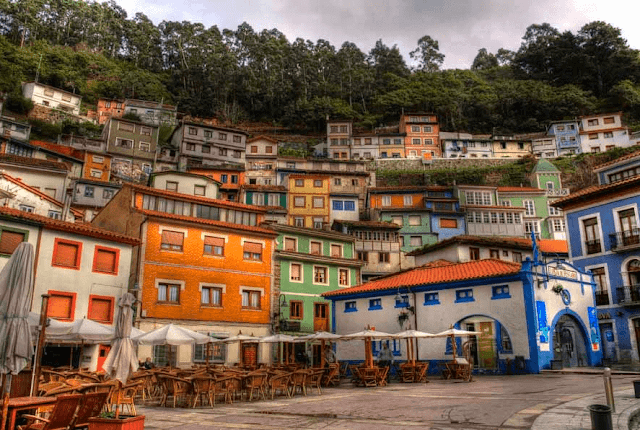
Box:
[2,0,640,134]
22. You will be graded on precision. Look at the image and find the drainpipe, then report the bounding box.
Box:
[411,288,419,359]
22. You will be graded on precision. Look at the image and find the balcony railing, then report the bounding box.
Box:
[595,291,610,306]
[616,284,640,305]
[546,188,570,197]
[585,240,602,255]
[610,228,640,252]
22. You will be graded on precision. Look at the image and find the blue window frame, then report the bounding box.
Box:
[332,200,344,210]
[373,340,401,357]
[492,285,511,300]
[221,174,228,183]
[424,292,440,305]
[344,301,357,313]
[344,201,355,211]
[455,289,474,303]
[368,298,382,310]
[395,295,409,308]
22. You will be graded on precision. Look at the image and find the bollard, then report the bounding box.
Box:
[603,367,615,413]
[588,404,612,430]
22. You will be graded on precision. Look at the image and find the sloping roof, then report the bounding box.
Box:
[533,159,560,173]
[407,235,568,256]
[593,147,640,171]
[247,135,278,144]
[0,207,139,245]
[29,140,84,161]
[241,184,287,192]
[323,259,522,297]
[127,183,267,213]
[332,220,401,230]
[0,154,69,172]
[497,186,545,194]
[551,175,640,208]
[368,186,450,193]
[136,208,277,236]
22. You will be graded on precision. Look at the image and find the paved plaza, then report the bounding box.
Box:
[139,372,640,429]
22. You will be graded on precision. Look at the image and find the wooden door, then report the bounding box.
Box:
[242,343,258,367]
[314,303,329,332]
[97,345,110,371]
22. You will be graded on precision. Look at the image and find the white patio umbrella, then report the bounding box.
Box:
[133,324,212,368]
[46,318,115,343]
[342,327,394,368]
[259,334,295,364]
[103,293,138,384]
[27,312,70,337]
[393,330,435,364]
[295,331,344,367]
[432,326,482,359]
[0,243,35,397]
[212,332,259,366]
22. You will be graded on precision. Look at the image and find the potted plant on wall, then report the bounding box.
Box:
[551,284,564,295]
[397,306,415,329]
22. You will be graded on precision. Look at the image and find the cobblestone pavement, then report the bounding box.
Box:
[139,373,640,429]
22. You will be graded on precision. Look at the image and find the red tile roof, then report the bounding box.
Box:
[127,183,267,213]
[0,207,139,245]
[323,259,522,297]
[407,234,568,256]
[593,147,640,170]
[241,184,287,192]
[497,186,545,194]
[551,175,640,208]
[29,140,84,161]
[247,135,278,144]
[0,154,68,171]
[136,208,278,236]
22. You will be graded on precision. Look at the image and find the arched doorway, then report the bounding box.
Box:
[457,316,512,370]
[552,314,588,367]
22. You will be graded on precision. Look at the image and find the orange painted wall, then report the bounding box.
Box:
[82,153,111,181]
[369,192,425,209]
[97,99,125,125]
[141,220,273,324]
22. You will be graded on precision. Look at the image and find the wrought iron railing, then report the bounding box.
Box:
[616,284,640,305]
[609,228,640,251]
[595,292,610,306]
[585,240,602,255]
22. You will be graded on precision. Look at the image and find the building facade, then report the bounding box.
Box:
[578,112,631,154]
[400,113,440,158]
[22,82,82,115]
[173,122,248,169]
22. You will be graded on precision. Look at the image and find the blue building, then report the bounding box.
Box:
[547,120,581,157]
[424,187,466,241]
[553,149,640,364]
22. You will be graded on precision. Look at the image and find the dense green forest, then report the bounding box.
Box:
[2,0,640,134]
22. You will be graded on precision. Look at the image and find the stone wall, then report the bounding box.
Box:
[375,157,517,171]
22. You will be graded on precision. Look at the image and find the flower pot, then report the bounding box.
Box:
[88,415,145,430]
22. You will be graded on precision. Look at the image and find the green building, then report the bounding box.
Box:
[272,224,363,336]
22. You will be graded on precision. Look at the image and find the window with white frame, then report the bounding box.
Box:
[523,200,535,216]
[408,215,421,226]
[552,219,565,232]
[381,196,391,207]
[525,221,540,236]
[313,266,328,284]
[548,204,561,216]
[403,195,413,206]
[338,268,349,286]
[465,191,491,206]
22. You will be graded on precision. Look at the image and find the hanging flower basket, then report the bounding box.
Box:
[551,284,564,294]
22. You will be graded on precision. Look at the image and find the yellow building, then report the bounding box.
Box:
[492,136,532,158]
[288,174,330,229]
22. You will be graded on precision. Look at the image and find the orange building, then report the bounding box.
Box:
[399,113,441,158]
[287,174,330,229]
[97,99,125,125]
[92,183,277,367]
[188,165,245,202]
[367,186,428,210]
[82,152,112,181]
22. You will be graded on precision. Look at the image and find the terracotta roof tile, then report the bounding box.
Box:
[136,208,278,236]
[593,147,640,170]
[497,186,545,193]
[552,175,640,207]
[0,207,139,245]
[0,154,68,171]
[369,186,450,192]
[246,135,278,143]
[323,259,522,297]
[407,235,567,256]
[29,140,84,161]
[127,183,267,212]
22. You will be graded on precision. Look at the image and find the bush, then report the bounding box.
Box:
[4,92,33,114]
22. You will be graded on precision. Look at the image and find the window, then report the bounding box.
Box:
[88,295,115,323]
[403,195,413,206]
[202,145,211,153]
[294,217,304,227]
[250,146,258,154]
[332,200,344,211]
[220,174,228,183]
[139,142,151,152]
[233,135,242,143]
[0,229,26,256]
[589,133,599,140]
[525,221,540,236]
[512,252,522,263]
[294,179,304,187]
[465,191,491,206]
[339,268,349,286]
[330,244,343,258]
[203,236,224,256]
[492,285,510,300]
[357,251,368,262]
[552,219,565,232]
[344,201,356,211]
[490,249,500,259]
[161,230,184,252]
[313,197,324,208]
[201,286,222,306]
[219,148,227,156]
[47,291,76,321]
[194,185,206,196]
[592,267,609,306]
[284,237,297,251]
[290,301,303,319]
[455,289,474,303]
[314,180,323,188]
[424,139,433,145]
[410,236,422,247]
[290,263,302,281]
[93,246,119,274]
[440,218,457,228]
[47,210,61,220]
[381,196,391,207]
[310,241,322,255]
[157,282,180,303]
[424,292,439,305]
[313,266,327,284]
[582,217,601,254]
[469,247,480,260]
[345,301,357,312]
[408,215,421,226]
[391,216,403,226]
[243,242,262,261]
[412,139,420,145]
[52,239,81,269]
[523,200,535,216]
[588,119,599,126]
[188,127,197,135]
[84,186,95,198]
[604,132,613,138]
[166,181,178,192]
[294,196,305,207]
[379,252,390,263]
[266,146,273,153]
[369,298,382,310]
[231,175,238,184]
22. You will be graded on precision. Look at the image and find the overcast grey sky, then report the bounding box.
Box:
[117,0,639,69]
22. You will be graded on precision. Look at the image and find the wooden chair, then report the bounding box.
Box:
[267,372,291,399]
[322,364,340,387]
[400,363,415,383]
[17,394,82,430]
[190,376,214,408]
[108,381,143,415]
[69,392,109,430]
[245,371,268,401]
[212,375,235,404]
[306,369,324,395]
[348,365,362,386]
[156,375,192,408]
[376,366,389,386]
[290,370,307,396]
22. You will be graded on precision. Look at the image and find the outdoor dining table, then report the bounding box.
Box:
[5,396,56,430]
[400,362,429,383]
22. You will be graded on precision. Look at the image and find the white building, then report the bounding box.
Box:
[579,112,631,154]
[22,82,82,115]
[149,171,220,199]
[0,172,77,221]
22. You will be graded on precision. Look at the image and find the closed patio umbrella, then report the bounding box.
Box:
[0,243,35,430]
[103,293,138,384]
